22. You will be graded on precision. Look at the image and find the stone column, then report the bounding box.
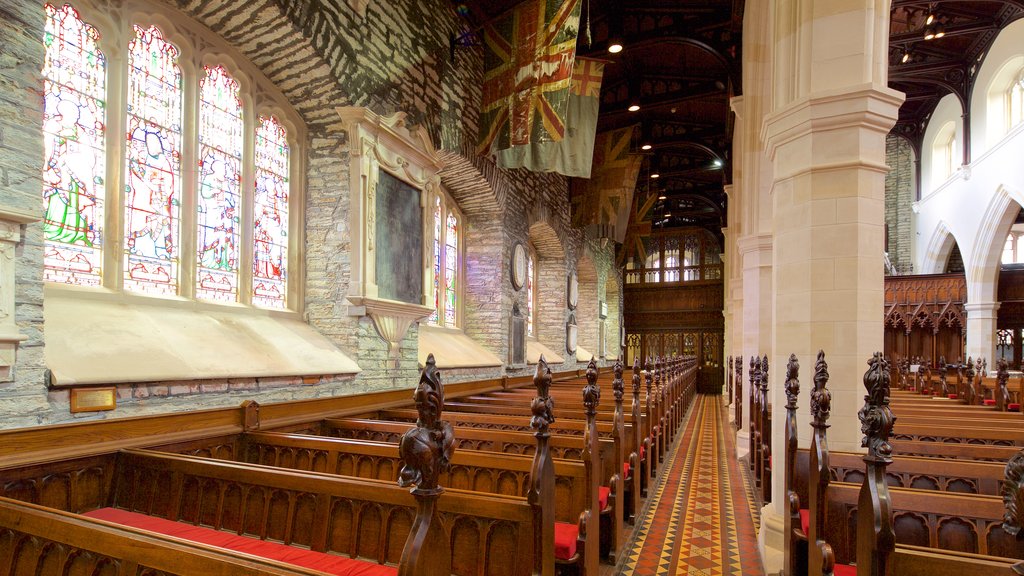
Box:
[737,233,772,454]
[758,1,904,573]
[965,301,999,364]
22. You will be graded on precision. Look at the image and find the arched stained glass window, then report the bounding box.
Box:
[124,24,182,295]
[196,65,243,302]
[444,211,458,325]
[526,250,535,337]
[253,116,289,308]
[42,3,106,286]
[429,196,441,324]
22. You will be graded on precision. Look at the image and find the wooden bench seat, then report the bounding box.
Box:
[83,507,397,576]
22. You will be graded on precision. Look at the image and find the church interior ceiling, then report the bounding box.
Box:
[457,0,1024,246]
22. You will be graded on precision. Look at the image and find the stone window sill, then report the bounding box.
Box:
[417,324,502,369]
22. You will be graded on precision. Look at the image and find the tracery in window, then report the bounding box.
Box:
[124,24,182,295]
[429,196,441,324]
[196,65,243,303]
[527,249,536,337]
[42,3,106,286]
[253,116,290,308]
[444,211,458,326]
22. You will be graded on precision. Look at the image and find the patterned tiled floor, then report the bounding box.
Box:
[620,395,764,576]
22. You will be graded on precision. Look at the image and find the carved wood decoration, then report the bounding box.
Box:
[938,357,948,397]
[808,350,835,576]
[1002,448,1024,575]
[1000,358,1012,412]
[529,355,555,576]
[883,274,966,363]
[784,353,804,576]
[965,356,976,405]
[646,358,657,480]
[753,356,761,473]
[727,355,733,407]
[760,354,771,504]
[610,358,626,558]
[630,358,645,508]
[856,352,896,576]
[735,356,742,431]
[582,358,601,576]
[657,356,666,465]
[397,353,455,576]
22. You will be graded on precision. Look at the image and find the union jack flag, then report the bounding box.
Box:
[478,0,581,156]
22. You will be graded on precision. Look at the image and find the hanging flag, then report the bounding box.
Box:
[496,57,604,177]
[570,125,643,243]
[478,0,582,157]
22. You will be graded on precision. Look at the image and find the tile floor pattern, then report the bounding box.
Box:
[620,395,765,576]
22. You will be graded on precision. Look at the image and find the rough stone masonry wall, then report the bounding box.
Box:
[885,134,915,273]
[0,1,47,428]
[0,0,622,426]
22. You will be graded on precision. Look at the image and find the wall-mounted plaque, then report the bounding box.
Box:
[566,313,578,355]
[511,242,527,291]
[567,271,578,310]
[510,302,526,364]
[70,387,116,413]
[375,170,423,304]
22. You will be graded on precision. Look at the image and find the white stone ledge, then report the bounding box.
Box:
[417,324,502,369]
[45,289,360,386]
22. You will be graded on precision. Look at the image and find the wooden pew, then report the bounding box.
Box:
[786,351,1024,576]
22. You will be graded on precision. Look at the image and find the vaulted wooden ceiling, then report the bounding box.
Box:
[455,0,1024,242]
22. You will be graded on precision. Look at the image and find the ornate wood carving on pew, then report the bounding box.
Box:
[529,356,556,576]
[735,356,742,431]
[966,356,976,405]
[938,356,948,397]
[728,355,733,406]
[1002,448,1024,574]
[582,358,602,576]
[645,358,657,479]
[999,358,1011,412]
[750,355,758,474]
[397,353,455,576]
[856,352,896,576]
[761,354,771,503]
[808,350,834,576]
[784,353,803,576]
[631,358,645,506]
[610,358,625,552]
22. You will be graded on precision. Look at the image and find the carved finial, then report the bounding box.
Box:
[632,358,641,397]
[1002,449,1024,538]
[761,354,769,390]
[785,354,800,410]
[398,354,455,492]
[811,350,831,427]
[531,355,555,433]
[1000,358,1010,388]
[966,356,976,381]
[584,357,600,417]
[613,358,625,403]
[645,357,653,396]
[750,355,757,388]
[858,352,895,463]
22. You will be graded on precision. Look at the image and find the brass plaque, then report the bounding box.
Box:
[70,387,116,413]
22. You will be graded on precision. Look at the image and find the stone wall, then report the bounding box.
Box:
[885,134,915,273]
[0,0,622,428]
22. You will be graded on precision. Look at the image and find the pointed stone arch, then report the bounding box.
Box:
[921,221,959,275]
[967,185,1023,304]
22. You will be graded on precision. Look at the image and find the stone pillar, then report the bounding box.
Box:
[0,207,38,382]
[758,1,904,573]
[737,233,772,454]
[965,302,999,364]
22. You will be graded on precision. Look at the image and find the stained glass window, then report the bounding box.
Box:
[124,25,182,295]
[253,116,289,308]
[526,251,535,336]
[196,65,243,302]
[42,4,106,286]
[444,211,458,326]
[429,196,441,325]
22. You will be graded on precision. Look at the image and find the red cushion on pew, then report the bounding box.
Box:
[640,445,646,459]
[948,394,958,400]
[984,399,997,406]
[834,564,857,576]
[799,508,809,535]
[623,462,631,478]
[83,508,397,576]
[599,486,611,510]
[554,522,579,560]
[1010,403,1022,412]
